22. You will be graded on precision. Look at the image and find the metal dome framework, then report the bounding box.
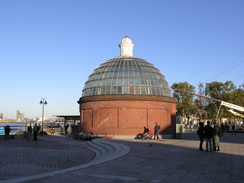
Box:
[82,56,172,97]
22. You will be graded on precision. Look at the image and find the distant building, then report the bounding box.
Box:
[0,113,3,120]
[78,35,177,139]
[16,110,25,122]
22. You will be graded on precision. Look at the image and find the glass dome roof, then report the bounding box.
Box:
[82,35,172,98]
[82,56,172,97]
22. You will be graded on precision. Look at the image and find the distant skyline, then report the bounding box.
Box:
[1,0,243,119]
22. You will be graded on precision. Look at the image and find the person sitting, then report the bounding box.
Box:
[49,128,55,134]
[89,132,95,139]
[143,127,149,135]
[143,130,154,140]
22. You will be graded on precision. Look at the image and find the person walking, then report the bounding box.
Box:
[27,124,32,141]
[204,121,213,152]
[213,122,223,151]
[4,125,11,140]
[68,125,73,137]
[232,124,237,135]
[221,123,224,133]
[224,123,229,133]
[197,122,205,151]
[33,124,38,141]
[154,123,160,140]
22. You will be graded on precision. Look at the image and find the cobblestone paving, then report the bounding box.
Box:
[0,135,95,181]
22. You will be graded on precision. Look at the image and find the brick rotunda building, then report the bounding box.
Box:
[78,35,176,139]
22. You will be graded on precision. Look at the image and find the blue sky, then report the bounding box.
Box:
[0,0,243,119]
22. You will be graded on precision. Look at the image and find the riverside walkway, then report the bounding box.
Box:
[0,132,244,183]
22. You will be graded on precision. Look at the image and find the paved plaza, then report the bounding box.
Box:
[0,132,244,183]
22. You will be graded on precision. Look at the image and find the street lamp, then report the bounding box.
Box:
[40,98,48,135]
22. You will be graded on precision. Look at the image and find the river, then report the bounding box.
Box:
[0,122,59,135]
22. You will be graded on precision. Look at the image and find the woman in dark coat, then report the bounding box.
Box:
[197,122,205,151]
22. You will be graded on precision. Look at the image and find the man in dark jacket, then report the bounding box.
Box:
[197,122,205,151]
[204,121,213,152]
[213,122,223,151]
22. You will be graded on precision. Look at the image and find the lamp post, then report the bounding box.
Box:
[40,98,48,136]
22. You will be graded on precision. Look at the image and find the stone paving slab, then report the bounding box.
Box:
[1,132,244,183]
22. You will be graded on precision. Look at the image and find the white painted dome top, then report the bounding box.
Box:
[121,34,133,44]
[119,35,135,57]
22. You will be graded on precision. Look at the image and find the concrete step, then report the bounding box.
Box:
[85,138,130,164]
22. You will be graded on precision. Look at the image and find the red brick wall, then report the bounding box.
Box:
[79,97,176,137]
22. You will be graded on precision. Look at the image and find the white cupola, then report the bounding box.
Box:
[119,35,135,57]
